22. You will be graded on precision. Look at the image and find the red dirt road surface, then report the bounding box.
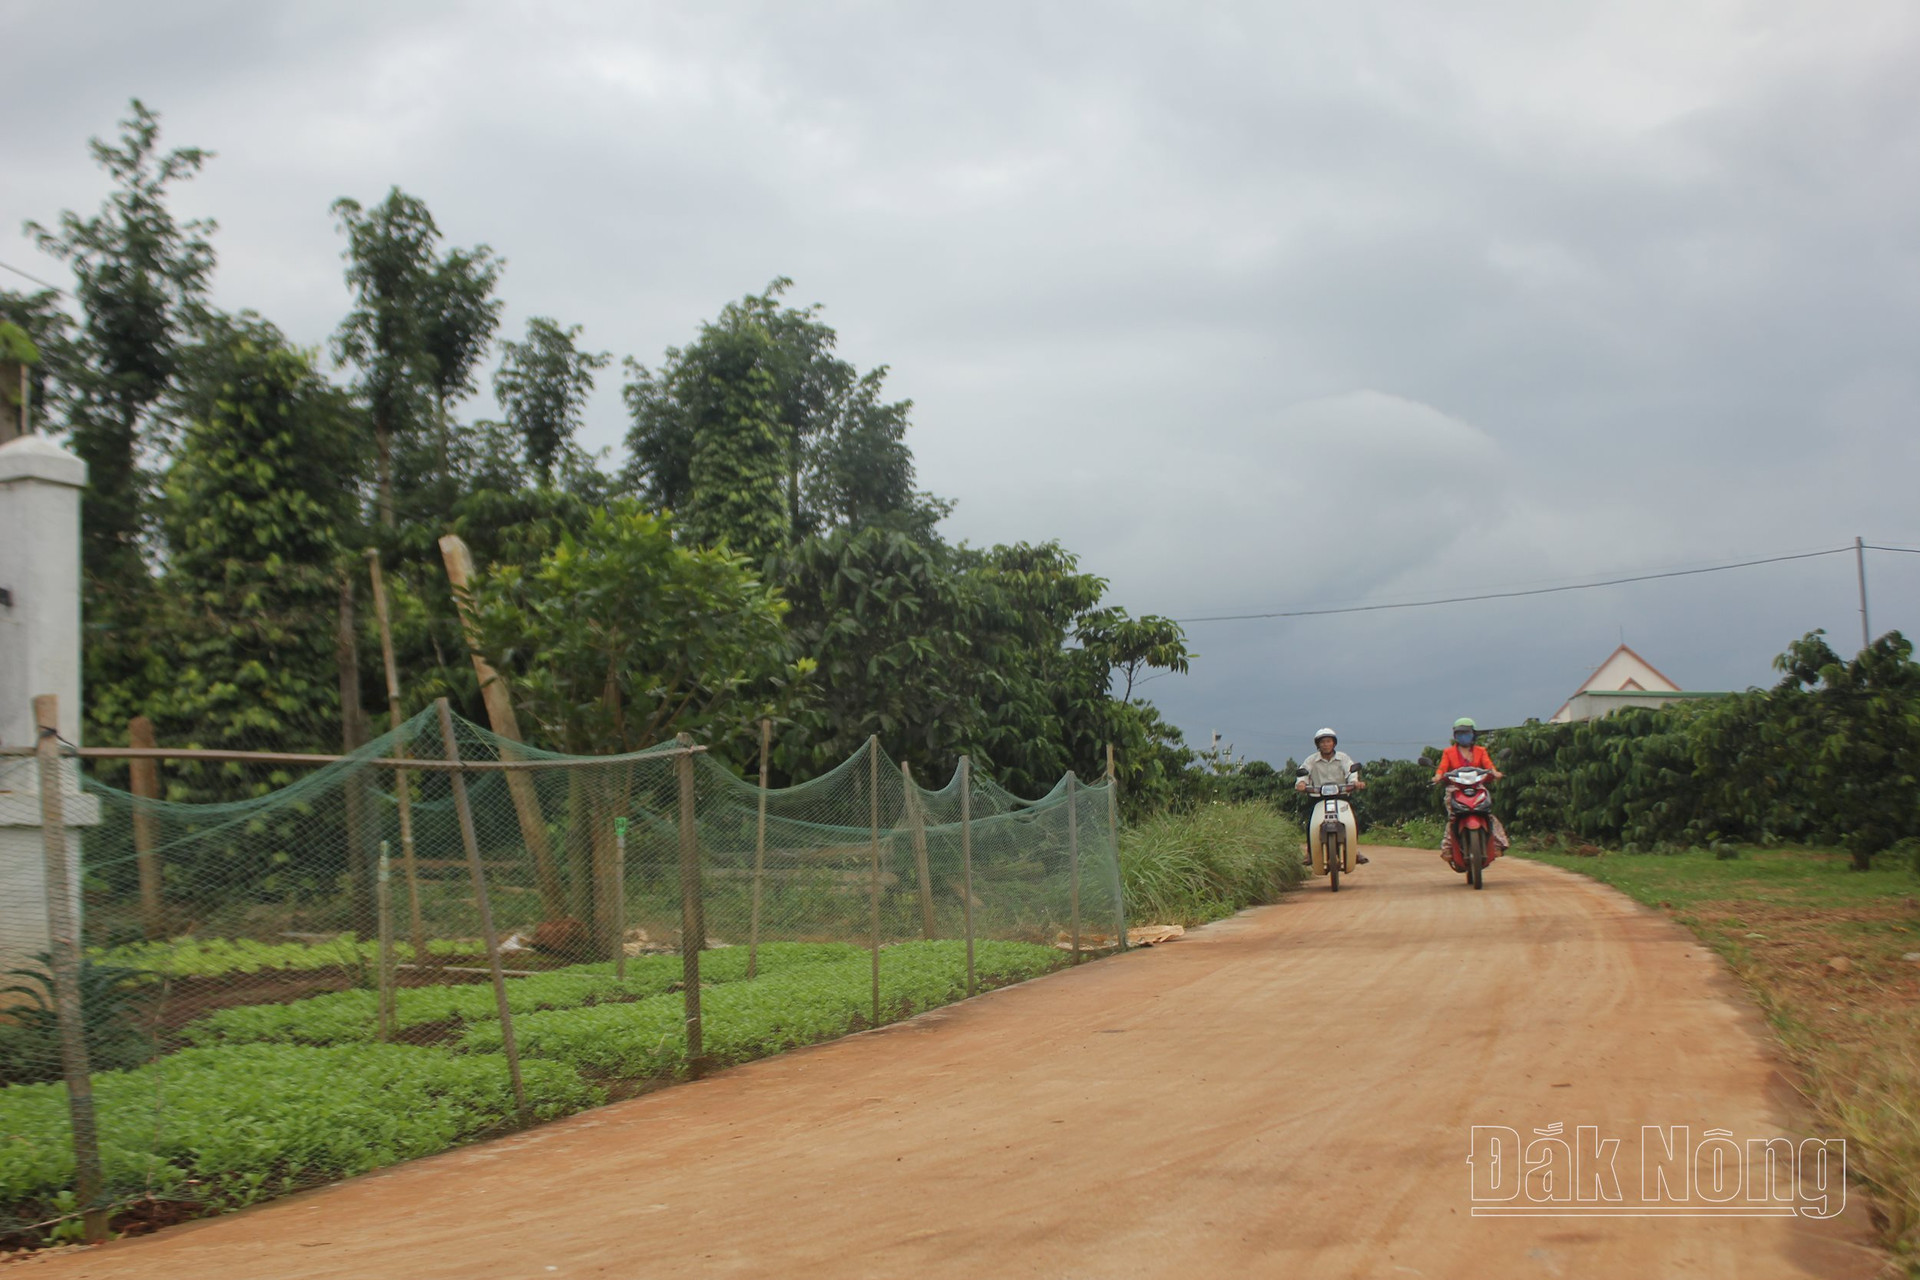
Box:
[19,847,1886,1279]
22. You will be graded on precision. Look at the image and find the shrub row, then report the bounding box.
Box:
[0,1044,595,1225]
[1118,802,1306,925]
[182,942,866,1047]
[461,940,1062,1077]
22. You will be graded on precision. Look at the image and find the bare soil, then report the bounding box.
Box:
[18,847,1889,1279]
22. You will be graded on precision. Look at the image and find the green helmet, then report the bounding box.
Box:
[1453,717,1477,730]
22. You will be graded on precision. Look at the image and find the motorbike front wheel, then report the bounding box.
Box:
[1329,836,1341,892]
[1468,827,1486,890]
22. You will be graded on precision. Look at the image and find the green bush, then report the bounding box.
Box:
[0,1043,596,1225]
[1119,802,1305,925]
[460,940,1061,1077]
[183,942,865,1047]
[0,955,158,1085]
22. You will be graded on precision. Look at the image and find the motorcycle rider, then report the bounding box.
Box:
[1432,717,1509,867]
[1296,728,1369,865]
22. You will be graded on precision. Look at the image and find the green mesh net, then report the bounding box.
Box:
[0,709,1121,1240]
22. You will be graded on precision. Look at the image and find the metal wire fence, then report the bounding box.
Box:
[0,703,1121,1244]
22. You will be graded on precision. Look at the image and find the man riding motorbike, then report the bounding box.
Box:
[1296,728,1369,866]
[1432,717,1509,870]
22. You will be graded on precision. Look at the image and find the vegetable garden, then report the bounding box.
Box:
[0,710,1114,1245]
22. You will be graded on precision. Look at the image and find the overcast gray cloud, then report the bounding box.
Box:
[6,0,1919,763]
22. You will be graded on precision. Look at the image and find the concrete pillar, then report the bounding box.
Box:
[0,433,99,984]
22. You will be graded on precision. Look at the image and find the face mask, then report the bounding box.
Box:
[1453,732,1474,748]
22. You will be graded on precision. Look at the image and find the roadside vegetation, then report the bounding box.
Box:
[0,941,1061,1245]
[1119,803,1306,925]
[1522,844,1920,1267]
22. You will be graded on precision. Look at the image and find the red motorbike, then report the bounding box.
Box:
[1442,766,1498,890]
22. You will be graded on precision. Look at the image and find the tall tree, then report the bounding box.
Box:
[24,99,216,590]
[331,188,439,527]
[103,314,368,769]
[624,280,946,543]
[420,244,505,468]
[493,316,608,485]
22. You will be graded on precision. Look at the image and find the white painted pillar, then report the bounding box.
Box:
[0,433,99,984]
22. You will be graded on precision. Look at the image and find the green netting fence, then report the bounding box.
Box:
[0,706,1122,1243]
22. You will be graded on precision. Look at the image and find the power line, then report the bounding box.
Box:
[1172,546,1855,624]
[0,259,68,296]
[1865,544,1920,555]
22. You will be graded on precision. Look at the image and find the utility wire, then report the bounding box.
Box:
[0,259,67,295]
[1865,544,1920,555]
[1173,546,1856,624]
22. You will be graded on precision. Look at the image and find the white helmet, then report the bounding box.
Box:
[1313,727,1337,745]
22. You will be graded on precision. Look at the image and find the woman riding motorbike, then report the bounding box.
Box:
[1432,717,1510,870]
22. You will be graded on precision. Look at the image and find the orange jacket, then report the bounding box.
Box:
[1434,743,1494,779]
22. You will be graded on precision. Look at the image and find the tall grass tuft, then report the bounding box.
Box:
[1120,802,1306,925]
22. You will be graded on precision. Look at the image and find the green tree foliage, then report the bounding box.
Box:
[121,317,365,774]
[462,502,802,755]
[775,530,1192,802]
[623,280,946,547]
[1493,630,1920,870]
[24,99,215,592]
[333,188,500,527]
[493,317,609,486]
[0,292,74,434]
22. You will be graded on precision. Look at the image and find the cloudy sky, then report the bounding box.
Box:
[6,0,1919,764]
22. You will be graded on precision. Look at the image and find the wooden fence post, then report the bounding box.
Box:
[1067,772,1082,963]
[748,718,769,979]
[438,535,565,921]
[367,549,428,964]
[613,816,628,980]
[436,698,526,1116]
[903,762,935,939]
[675,733,704,1070]
[868,735,882,1026]
[959,756,976,997]
[1108,743,1126,952]
[35,695,108,1242]
[128,715,163,941]
[376,840,394,1042]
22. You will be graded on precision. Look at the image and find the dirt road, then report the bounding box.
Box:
[22,847,1885,1279]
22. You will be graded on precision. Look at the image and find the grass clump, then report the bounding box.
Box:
[1119,802,1306,926]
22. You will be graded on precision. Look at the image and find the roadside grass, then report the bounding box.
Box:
[1521,844,1920,1267]
[1120,802,1306,926]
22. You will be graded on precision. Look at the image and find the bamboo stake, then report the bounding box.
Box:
[904,761,935,939]
[613,816,628,980]
[748,717,770,979]
[376,840,394,1042]
[367,549,427,965]
[868,735,882,1026]
[438,535,565,920]
[960,756,976,997]
[35,695,108,1242]
[436,698,526,1116]
[128,715,163,940]
[675,733,704,1070]
[1067,772,1082,964]
[1108,743,1127,953]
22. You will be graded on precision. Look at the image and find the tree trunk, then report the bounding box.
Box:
[376,408,394,528]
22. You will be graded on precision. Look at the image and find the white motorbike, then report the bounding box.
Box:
[1300,775,1360,892]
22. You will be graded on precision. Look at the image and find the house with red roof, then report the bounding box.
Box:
[1548,645,1725,723]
